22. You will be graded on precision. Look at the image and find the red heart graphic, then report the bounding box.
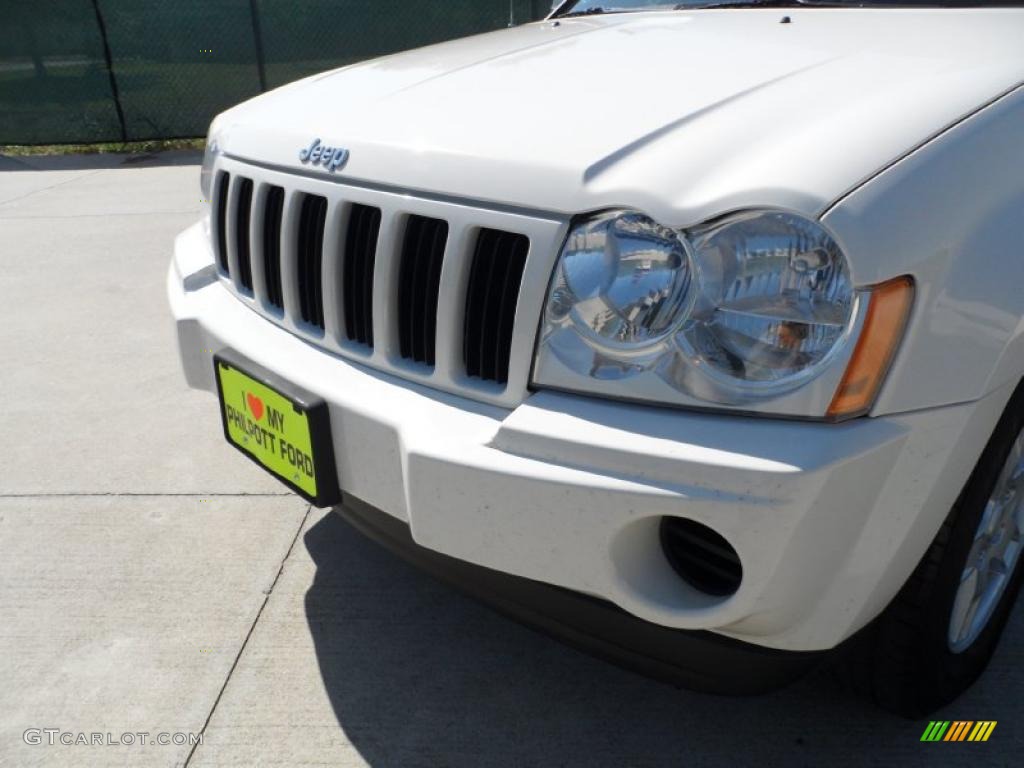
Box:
[246,393,265,421]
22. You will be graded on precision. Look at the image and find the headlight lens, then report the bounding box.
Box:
[681,210,855,392]
[536,209,860,409]
[550,212,694,347]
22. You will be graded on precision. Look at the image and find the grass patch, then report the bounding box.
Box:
[1,138,204,156]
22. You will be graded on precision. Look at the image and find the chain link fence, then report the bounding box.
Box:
[0,1,553,145]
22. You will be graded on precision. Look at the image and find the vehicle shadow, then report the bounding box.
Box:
[302,511,1012,768]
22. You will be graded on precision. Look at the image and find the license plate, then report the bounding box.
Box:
[214,352,340,507]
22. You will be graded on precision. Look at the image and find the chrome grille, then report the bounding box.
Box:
[211,156,566,408]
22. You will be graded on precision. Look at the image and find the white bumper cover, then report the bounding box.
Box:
[170,222,1010,652]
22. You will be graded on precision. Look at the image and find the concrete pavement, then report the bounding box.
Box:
[0,153,1020,767]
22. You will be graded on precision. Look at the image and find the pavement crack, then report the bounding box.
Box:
[183,503,312,767]
[0,210,201,220]
[0,168,105,209]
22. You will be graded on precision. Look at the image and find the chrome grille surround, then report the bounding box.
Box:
[210,156,568,409]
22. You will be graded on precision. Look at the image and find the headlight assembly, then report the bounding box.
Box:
[680,210,855,395]
[534,209,908,419]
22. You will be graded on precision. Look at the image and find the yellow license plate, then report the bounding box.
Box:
[214,353,339,507]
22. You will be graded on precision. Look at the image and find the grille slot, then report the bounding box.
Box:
[660,517,743,598]
[297,194,328,330]
[397,215,449,366]
[234,178,254,291]
[262,186,285,310]
[343,204,382,348]
[464,229,529,384]
[214,171,230,275]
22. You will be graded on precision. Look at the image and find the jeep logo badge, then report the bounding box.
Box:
[299,138,349,173]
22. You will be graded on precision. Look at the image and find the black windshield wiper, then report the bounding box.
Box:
[678,1,845,7]
[561,6,612,17]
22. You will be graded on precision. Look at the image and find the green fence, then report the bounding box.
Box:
[0,1,552,145]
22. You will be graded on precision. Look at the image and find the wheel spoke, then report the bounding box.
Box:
[966,534,990,568]
[1003,540,1022,578]
[948,428,1024,653]
[979,500,1001,538]
[959,563,978,585]
[949,569,981,648]
[1005,477,1024,518]
[960,592,983,644]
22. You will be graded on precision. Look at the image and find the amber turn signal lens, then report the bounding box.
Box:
[828,276,914,420]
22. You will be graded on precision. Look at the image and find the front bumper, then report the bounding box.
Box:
[170,221,1010,652]
[337,494,823,694]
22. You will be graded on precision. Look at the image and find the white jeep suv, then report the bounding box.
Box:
[169,0,1024,716]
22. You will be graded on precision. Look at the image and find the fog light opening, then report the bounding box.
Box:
[660,517,742,598]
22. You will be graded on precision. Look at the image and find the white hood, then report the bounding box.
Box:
[218,8,1024,226]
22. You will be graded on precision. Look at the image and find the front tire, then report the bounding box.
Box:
[854,385,1024,717]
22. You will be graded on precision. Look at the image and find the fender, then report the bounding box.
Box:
[821,85,1024,416]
